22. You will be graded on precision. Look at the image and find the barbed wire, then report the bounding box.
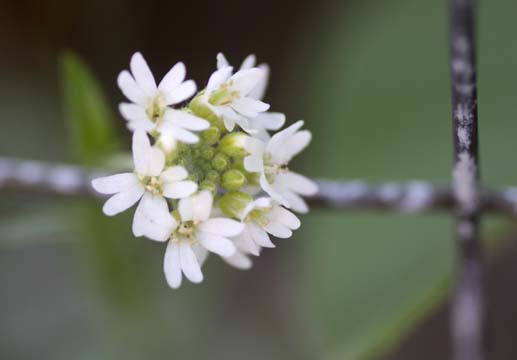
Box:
[1,157,517,219]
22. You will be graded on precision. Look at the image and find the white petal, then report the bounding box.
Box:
[160,166,188,182]
[259,174,288,207]
[159,122,200,144]
[179,242,203,283]
[165,80,196,105]
[243,155,264,173]
[223,116,236,132]
[199,233,236,257]
[133,209,173,241]
[102,184,144,216]
[235,116,255,134]
[253,112,285,131]
[192,191,213,222]
[91,173,137,194]
[156,131,178,153]
[219,106,242,131]
[280,172,318,196]
[158,62,186,93]
[165,109,209,131]
[198,218,244,237]
[206,67,233,93]
[178,197,193,221]
[231,97,270,117]
[253,197,273,209]
[247,128,270,142]
[132,132,165,176]
[230,68,263,95]
[266,120,305,157]
[248,63,269,100]
[281,190,309,214]
[239,54,256,70]
[191,243,209,266]
[264,221,292,238]
[223,251,252,270]
[164,241,182,288]
[132,131,151,174]
[130,52,157,95]
[273,130,311,164]
[127,119,155,132]
[235,227,260,256]
[216,52,230,70]
[162,180,198,199]
[133,193,176,240]
[269,206,300,230]
[119,103,148,122]
[178,191,213,222]
[117,70,147,105]
[243,135,266,155]
[146,147,166,176]
[248,222,275,248]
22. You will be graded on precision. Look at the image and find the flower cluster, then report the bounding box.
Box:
[92,52,317,288]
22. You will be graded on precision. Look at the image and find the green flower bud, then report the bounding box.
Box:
[188,169,203,183]
[174,157,189,168]
[212,153,229,171]
[219,132,248,158]
[221,169,246,190]
[200,146,215,160]
[201,126,221,145]
[200,180,218,194]
[218,191,253,219]
[200,161,213,174]
[205,169,220,183]
[189,94,222,127]
[245,172,260,186]
[191,147,201,158]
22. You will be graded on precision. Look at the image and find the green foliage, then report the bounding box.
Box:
[60,51,158,356]
[60,51,119,166]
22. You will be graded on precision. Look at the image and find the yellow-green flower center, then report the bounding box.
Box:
[209,81,240,106]
[146,94,166,124]
[263,153,288,183]
[138,175,163,196]
[247,208,272,227]
[174,221,199,243]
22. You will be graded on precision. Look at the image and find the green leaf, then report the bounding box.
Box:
[287,0,517,357]
[60,51,119,165]
[0,203,76,247]
[59,52,152,342]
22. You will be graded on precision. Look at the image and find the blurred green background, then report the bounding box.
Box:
[2,0,517,359]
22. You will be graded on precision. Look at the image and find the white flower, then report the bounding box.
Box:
[118,52,209,143]
[216,53,285,139]
[248,112,286,141]
[201,59,270,132]
[217,53,269,100]
[135,190,244,288]
[244,121,318,213]
[233,197,300,256]
[91,131,198,231]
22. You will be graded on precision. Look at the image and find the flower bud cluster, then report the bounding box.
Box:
[92,52,317,288]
